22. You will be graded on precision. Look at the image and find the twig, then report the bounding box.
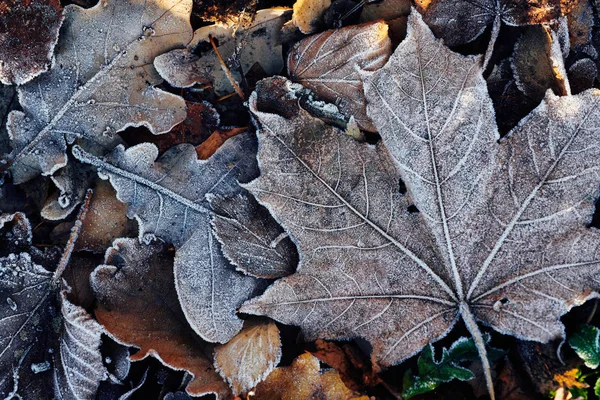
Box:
[209,34,245,101]
[52,189,93,286]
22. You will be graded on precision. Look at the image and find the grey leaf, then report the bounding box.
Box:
[287,21,392,132]
[5,0,192,185]
[73,133,265,343]
[242,10,600,400]
[210,192,298,279]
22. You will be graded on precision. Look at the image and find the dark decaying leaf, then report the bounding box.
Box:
[0,84,17,155]
[414,0,566,46]
[155,9,291,95]
[73,133,274,343]
[210,192,298,279]
[0,0,63,85]
[253,352,368,400]
[511,25,570,101]
[288,21,392,132]
[242,10,600,399]
[91,238,230,398]
[4,0,192,186]
[568,58,598,95]
[214,320,281,395]
[0,212,106,399]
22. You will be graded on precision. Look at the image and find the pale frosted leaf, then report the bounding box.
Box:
[414,0,565,46]
[54,290,106,400]
[155,8,291,95]
[242,77,457,367]
[288,21,392,132]
[174,224,263,343]
[73,133,266,342]
[214,320,281,395]
[292,0,331,34]
[5,0,192,184]
[210,192,298,279]
[91,238,231,398]
[0,0,63,85]
[511,25,570,101]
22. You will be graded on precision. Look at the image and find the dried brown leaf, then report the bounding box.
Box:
[288,21,392,132]
[91,238,231,398]
[292,0,332,34]
[253,353,368,400]
[214,320,281,395]
[0,0,63,85]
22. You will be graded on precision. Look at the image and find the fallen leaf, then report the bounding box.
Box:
[74,179,131,253]
[554,368,589,390]
[211,192,298,279]
[359,0,410,45]
[287,21,392,132]
[0,0,63,85]
[242,10,600,400]
[414,0,566,46]
[511,25,570,101]
[292,0,332,34]
[0,212,106,399]
[214,320,281,395]
[566,0,594,49]
[568,58,597,95]
[4,0,192,185]
[155,8,291,95]
[73,133,262,343]
[0,84,17,155]
[253,353,368,400]
[91,237,230,398]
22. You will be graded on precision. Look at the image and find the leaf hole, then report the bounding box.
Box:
[398,179,407,195]
[407,205,419,213]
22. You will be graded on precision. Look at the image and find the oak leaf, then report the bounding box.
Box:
[0,0,63,85]
[288,21,392,132]
[4,0,192,185]
[241,11,600,399]
[214,320,281,395]
[0,212,106,399]
[91,237,230,398]
[73,133,279,343]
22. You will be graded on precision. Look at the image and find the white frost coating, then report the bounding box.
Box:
[6,0,193,185]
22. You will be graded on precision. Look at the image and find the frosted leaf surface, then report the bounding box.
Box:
[0,212,106,399]
[91,238,230,398]
[243,10,600,385]
[288,21,392,132]
[74,133,269,343]
[214,320,281,395]
[210,192,298,279]
[0,0,63,85]
[414,0,565,46]
[155,8,291,95]
[5,0,192,185]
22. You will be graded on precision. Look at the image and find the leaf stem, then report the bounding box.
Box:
[52,189,93,286]
[460,302,495,400]
[209,34,245,101]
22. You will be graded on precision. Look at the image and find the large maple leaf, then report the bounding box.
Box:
[241,11,600,398]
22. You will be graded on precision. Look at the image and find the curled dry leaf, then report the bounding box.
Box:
[292,0,332,34]
[243,11,600,399]
[73,133,267,343]
[0,212,106,399]
[214,320,281,395]
[511,25,570,101]
[155,8,291,95]
[253,353,368,400]
[288,21,392,132]
[0,0,63,85]
[414,0,567,47]
[4,0,192,185]
[91,238,230,398]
